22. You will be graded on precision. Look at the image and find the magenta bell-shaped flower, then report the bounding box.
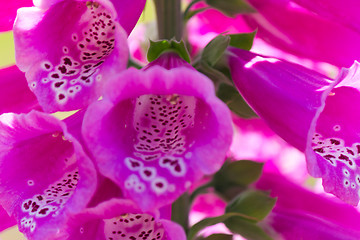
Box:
[0,111,96,239]
[82,53,233,211]
[13,0,144,112]
[227,47,360,205]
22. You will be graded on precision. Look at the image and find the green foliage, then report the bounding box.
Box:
[205,0,256,17]
[229,30,257,51]
[226,190,277,222]
[187,212,257,240]
[212,161,264,199]
[198,234,233,240]
[224,217,273,240]
[217,84,257,118]
[172,193,191,233]
[202,35,230,67]
[147,39,191,63]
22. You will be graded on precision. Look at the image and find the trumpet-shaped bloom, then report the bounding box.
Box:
[257,172,360,240]
[65,198,185,240]
[0,111,96,239]
[243,0,360,67]
[0,65,40,115]
[82,53,233,211]
[13,0,131,112]
[227,47,360,205]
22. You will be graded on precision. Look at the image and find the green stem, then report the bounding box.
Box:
[172,192,191,234]
[154,0,183,40]
[189,182,213,202]
[183,0,202,20]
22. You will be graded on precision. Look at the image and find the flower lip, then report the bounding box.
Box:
[66,198,186,240]
[306,61,360,205]
[82,65,233,211]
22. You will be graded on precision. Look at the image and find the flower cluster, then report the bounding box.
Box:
[2,0,360,240]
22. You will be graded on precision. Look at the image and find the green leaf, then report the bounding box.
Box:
[217,83,257,118]
[213,160,264,189]
[147,39,191,63]
[198,234,233,240]
[224,216,273,240]
[188,213,257,240]
[229,30,257,51]
[226,190,277,222]
[202,35,230,67]
[172,193,190,233]
[205,0,256,17]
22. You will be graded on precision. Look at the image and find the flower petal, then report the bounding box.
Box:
[83,62,233,210]
[0,206,16,231]
[0,111,96,239]
[257,172,360,239]
[66,199,185,240]
[244,0,360,67]
[0,0,33,32]
[14,0,129,112]
[308,62,360,205]
[0,65,40,114]
[292,0,360,34]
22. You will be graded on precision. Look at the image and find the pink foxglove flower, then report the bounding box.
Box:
[13,0,144,112]
[257,172,360,240]
[0,65,40,115]
[243,0,360,67]
[0,111,96,239]
[228,47,360,205]
[65,198,185,240]
[82,53,233,211]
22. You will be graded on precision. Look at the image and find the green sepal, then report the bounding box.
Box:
[205,0,256,17]
[229,30,257,50]
[147,39,191,63]
[217,83,257,118]
[226,190,277,222]
[202,35,230,67]
[224,216,273,240]
[187,213,258,240]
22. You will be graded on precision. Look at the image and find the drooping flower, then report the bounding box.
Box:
[13,0,140,112]
[0,65,40,115]
[65,198,186,240]
[82,53,233,211]
[0,111,97,239]
[227,47,360,205]
[257,172,360,240]
[242,0,360,67]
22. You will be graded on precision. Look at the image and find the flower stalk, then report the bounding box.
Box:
[154,0,183,40]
